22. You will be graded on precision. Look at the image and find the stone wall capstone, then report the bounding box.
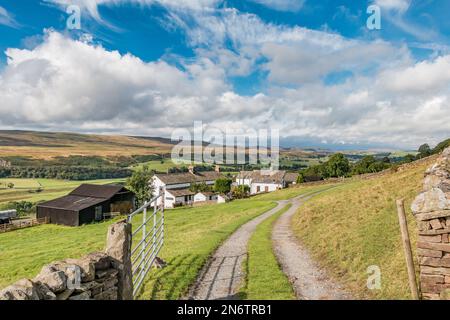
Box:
[411,147,450,300]
[0,220,132,300]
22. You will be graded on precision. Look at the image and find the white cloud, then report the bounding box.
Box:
[375,0,411,13]
[249,0,305,12]
[0,6,20,28]
[1,30,450,148]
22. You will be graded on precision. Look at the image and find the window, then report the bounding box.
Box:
[95,206,103,221]
[256,186,261,193]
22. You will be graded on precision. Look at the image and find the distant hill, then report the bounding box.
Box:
[0,130,175,160]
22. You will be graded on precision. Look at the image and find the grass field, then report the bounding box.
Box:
[291,157,437,300]
[0,198,277,297]
[240,204,295,300]
[0,178,125,207]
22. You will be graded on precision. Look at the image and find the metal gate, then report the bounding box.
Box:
[127,188,165,297]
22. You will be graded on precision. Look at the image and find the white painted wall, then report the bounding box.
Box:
[250,183,282,195]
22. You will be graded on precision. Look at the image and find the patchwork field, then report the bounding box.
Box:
[292,156,437,299]
[0,178,125,207]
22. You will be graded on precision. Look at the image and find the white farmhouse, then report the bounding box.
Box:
[235,170,299,195]
[194,191,218,203]
[152,166,222,208]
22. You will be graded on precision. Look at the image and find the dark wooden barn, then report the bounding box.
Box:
[37,184,135,226]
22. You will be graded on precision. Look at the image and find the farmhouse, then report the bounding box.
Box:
[194,191,219,203]
[37,184,135,226]
[236,170,299,195]
[152,166,222,208]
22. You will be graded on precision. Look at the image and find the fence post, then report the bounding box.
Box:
[396,199,419,300]
[105,220,133,300]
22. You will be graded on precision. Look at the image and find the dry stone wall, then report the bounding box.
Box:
[411,147,450,300]
[0,220,132,300]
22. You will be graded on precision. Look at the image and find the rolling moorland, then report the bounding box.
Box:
[1,130,449,300]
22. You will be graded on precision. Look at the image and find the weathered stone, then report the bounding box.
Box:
[446,276,450,284]
[447,217,450,227]
[0,279,40,300]
[68,291,91,300]
[411,189,450,214]
[417,248,443,258]
[56,288,74,300]
[421,282,450,294]
[418,234,442,243]
[34,266,67,293]
[63,258,95,282]
[443,234,449,243]
[418,241,450,253]
[94,287,118,300]
[35,283,57,300]
[73,281,103,294]
[430,218,445,230]
[86,252,111,270]
[96,268,118,279]
[421,266,450,276]
[105,220,132,300]
[420,274,444,284]
[422,293,441,300]
[419,228,450,236]
[103,277,118,290]
[418,221,431,231]
[420,257,450,268]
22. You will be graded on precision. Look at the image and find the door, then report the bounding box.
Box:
[265,186,269,192]
[256,186,261,193]
[94,205,103,221]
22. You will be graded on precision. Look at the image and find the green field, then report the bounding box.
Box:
[240,204,295,300]
[0,178,125,208]
[291,157,436,299]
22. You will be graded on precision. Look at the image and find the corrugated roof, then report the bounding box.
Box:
[155,171,222,185]
[166,189,195,197]
[38,195,106,212]
[69,184,126,199]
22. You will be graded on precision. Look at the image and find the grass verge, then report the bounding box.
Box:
[240,203,295,300]
[291,158,436,299]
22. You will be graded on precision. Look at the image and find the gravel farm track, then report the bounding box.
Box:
[187,189,351,300]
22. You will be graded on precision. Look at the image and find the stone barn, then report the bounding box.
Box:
[37,184,135,227]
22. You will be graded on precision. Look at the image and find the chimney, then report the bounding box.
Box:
[188,165,195,174]
[215,165,220,173]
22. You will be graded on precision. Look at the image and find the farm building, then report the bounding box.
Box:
[37,184,135,226]
[236,170,299,195]
[152,166,223,208]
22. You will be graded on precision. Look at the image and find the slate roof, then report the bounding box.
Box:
[284,172,300,183]
[69,184,126,199]
[37,195,106,212]
[166,189,196,197]
[237,170,287,184]
[154,171,222,185]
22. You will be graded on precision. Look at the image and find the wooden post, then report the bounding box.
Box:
[396,199,420,300]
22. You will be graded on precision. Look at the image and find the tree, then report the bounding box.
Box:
[325,153,350,178]
[214,178,232,194]
[7,183,14,189]
[232,185,250,199]
[126,165,154,206]
[9,201,33,217]
[189,182,211,193]
[418,143,432,159]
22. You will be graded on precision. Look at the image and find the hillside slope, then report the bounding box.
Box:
[0,130,174,160]
[292,156,437,299]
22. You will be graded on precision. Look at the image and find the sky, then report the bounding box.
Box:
[0,0,449,150]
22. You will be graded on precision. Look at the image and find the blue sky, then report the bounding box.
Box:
[0,0,449,149]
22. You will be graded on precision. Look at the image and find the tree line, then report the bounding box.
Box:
[0,166,131,180]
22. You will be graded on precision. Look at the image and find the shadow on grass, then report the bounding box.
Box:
[136,254,205,300]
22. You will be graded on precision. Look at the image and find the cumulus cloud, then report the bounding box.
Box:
[1,30,450,148]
